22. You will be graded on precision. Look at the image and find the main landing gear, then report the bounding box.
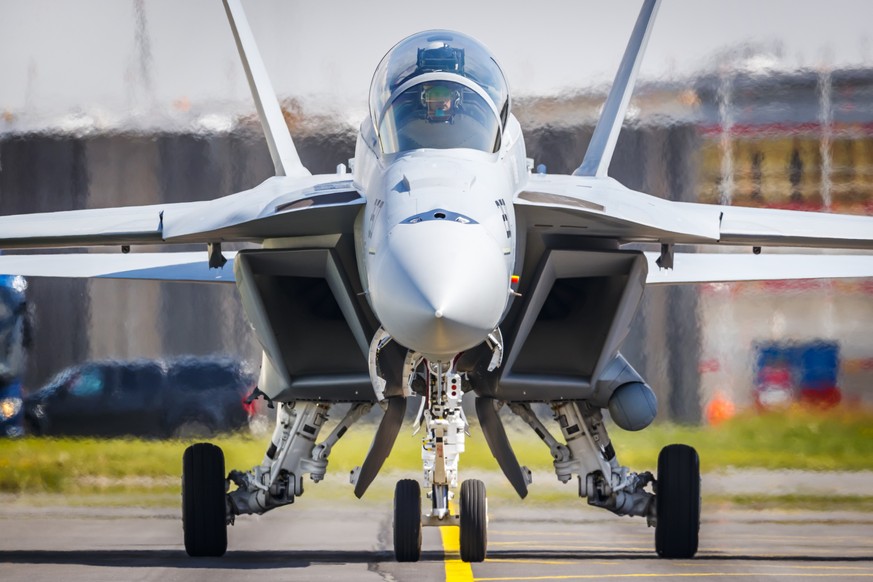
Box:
[391,359,489,563]
[180,354,698,560]
[505,400,700,559]
[181,399,375,557]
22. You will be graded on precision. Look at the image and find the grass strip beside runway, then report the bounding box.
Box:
[1,408,872,495]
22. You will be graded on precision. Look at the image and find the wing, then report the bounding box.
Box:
[516,174,873,252]
[0,0,354,257]
[0,1,374,412]
[0,201,197,250]
[533,0,873,261]
[0,252,236,283]
[0,176,363,252]
[645,252,873,285]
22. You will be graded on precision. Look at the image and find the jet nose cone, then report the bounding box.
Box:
[369,222,509,358]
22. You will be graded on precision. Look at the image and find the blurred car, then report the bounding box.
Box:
[24,356,257,438]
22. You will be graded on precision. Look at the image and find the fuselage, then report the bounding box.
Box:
[350,30,529,360]
[354,117,527,361]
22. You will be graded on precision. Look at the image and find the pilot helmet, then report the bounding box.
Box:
[421,83,460,123]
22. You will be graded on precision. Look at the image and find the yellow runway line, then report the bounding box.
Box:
[441,526,475,582]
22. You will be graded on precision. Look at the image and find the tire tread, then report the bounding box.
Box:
[182,442,227,557]
[459,479,487,562]
[655,443,700,559]
[394,479,422,562]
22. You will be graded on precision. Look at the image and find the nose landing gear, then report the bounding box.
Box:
[391,359,488,563]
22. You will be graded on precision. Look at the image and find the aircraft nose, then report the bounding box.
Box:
[368,221,509,359]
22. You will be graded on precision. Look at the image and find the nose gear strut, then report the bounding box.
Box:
[390,353,488,562]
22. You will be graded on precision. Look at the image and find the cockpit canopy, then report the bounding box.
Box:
[369,30,510,155]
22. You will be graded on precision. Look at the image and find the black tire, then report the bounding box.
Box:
[655,444,700,559]
[459,479,487,562]
[394,479,422,562]
[182,443,228,557]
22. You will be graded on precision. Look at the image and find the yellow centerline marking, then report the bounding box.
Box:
[441,526,475,582]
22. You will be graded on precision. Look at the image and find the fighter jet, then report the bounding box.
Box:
[2,0,873,562]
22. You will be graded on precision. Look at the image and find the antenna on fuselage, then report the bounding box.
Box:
[222,0,310,178]
[574,0,661,178]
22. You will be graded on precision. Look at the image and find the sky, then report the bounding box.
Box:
[1,0,873,123]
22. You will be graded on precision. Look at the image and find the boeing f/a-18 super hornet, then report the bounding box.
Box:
[3,0,873,562]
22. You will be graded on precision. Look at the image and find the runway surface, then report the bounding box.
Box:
[1,496,873,582]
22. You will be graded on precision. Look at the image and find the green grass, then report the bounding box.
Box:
[1,408,872,497]
[608,407,873,472]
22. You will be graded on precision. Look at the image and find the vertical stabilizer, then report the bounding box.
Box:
[574,0,661,178]
[223,0,310,178]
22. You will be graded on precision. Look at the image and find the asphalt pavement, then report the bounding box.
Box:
[1,489,873,581]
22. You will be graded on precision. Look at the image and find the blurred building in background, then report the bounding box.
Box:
[2,58,873,421]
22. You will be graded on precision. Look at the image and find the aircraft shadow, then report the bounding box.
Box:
[1,549,871,569]
[0,549,447,570]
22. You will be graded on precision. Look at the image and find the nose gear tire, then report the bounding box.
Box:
[459,479,487,562]
[393,479,423,562]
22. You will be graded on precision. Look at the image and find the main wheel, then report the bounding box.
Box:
[182,443,228,557]
[459,479,487,562]
[655,444,700,558]
[393,479,422,562]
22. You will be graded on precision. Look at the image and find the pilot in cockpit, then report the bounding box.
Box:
[370,30,510,154]
[421,84,460,123]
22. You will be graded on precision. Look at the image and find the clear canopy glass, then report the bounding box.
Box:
[369,30,510,154]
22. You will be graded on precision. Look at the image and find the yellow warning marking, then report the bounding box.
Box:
[441,526,475,582]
